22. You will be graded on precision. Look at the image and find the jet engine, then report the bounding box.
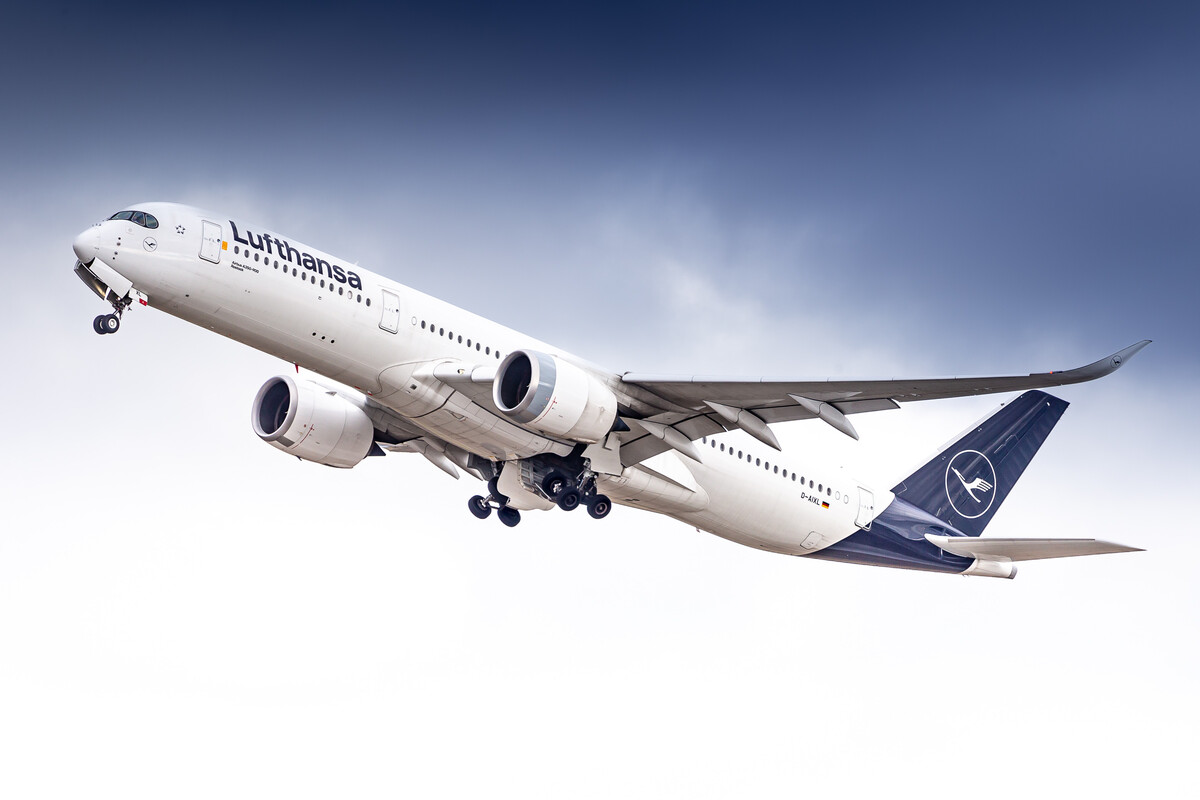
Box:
[493,349,618,443]
[251,375,377,468]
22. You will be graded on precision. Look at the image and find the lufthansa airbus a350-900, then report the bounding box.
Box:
[73,203,1146,578]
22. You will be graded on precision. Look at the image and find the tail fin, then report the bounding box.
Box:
[891,391,1068,536]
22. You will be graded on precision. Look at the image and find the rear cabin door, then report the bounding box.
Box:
[379,290,401,333]
[200,221,222,264]
[855,487,875,530]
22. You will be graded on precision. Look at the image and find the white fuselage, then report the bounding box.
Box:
[74,202,882,557]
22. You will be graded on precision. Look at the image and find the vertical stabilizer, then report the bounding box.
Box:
[891,391,1068,536]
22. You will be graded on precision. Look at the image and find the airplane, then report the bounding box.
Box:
[72,202,1148,579]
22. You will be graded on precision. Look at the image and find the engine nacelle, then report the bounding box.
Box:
[493,349,618,443]
[251,375,376,468]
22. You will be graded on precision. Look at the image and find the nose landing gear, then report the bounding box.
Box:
[93,313,121,335]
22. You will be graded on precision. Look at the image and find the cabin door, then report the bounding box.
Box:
[200,221,222,264]
[379,290,401,333]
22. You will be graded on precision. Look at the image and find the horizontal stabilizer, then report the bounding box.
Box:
[925,534,1143,562]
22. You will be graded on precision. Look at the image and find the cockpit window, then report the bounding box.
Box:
[108,210,159,229]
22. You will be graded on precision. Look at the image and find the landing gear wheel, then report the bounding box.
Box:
[93,315,108,334]
[487,477,508,505]
[100,314,120,334]
[497,506,521,527]
[586,494,612,520]
[542,470,570,499]
[556,488,582,512]
[468,495,492,519]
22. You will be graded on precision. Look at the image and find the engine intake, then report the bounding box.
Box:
[493,349,618,443]
[251,375,376,468]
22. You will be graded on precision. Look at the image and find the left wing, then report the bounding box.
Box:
[615,340,1149,464]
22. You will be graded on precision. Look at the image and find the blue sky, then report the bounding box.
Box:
[2,3,1197,797]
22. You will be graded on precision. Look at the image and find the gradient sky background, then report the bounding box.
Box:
[2,2,1197,798]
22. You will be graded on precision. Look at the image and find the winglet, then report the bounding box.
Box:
[1037,340,1151,384]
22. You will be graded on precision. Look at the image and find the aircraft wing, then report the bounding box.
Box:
[621,340,1149,438]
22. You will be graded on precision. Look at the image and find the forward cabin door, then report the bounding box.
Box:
[379,290,401,333]
[200,220,222,263]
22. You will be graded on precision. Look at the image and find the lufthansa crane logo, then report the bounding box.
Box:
[944,450,997,519]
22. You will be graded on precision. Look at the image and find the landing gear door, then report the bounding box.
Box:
[200,221,222,264]
[855,487,875,530]
[379,290,400,333]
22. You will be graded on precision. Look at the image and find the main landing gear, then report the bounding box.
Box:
[466,460,614,527]
[541,469,613,520]
[468,477,523,528]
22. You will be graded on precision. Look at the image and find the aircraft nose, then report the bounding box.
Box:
[73,226,99,264]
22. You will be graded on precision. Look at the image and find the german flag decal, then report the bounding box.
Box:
[821,501,830,509]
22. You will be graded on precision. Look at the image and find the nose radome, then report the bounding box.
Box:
[73,226,99,264]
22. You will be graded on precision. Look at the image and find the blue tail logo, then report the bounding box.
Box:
[945,450,996,518]
[891,391,1068,536]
